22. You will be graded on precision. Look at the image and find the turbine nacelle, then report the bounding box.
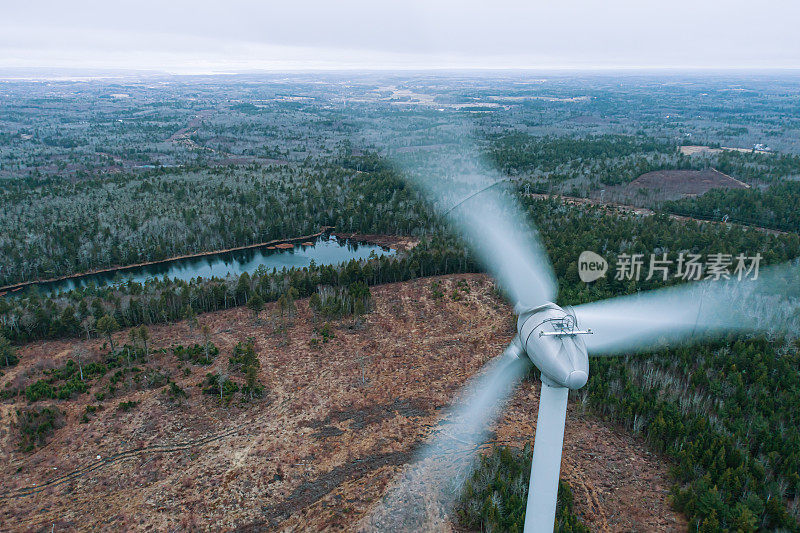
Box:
[517,303,590,390]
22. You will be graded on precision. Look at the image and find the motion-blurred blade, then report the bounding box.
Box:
[394,137,557,309]
[360,342,530,531]
[574,261,800,356]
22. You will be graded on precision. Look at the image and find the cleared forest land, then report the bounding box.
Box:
[0,274,684,531]
[627,168,749,196]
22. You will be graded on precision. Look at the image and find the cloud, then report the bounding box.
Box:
[2,0,799,72]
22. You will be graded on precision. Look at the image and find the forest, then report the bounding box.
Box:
[4,131,800,289]
[3,182,800,529]
[663,180,800,232]
[3,73,800,530]
[0,164,429,287]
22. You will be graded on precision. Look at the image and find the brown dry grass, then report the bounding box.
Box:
[628,169,749,196]
[0,274,685,532]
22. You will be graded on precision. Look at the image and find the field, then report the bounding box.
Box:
[678,146,766,156]
[624,168,749,198]
[0,275,684,532]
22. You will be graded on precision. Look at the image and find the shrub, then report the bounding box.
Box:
[1,384,20,400]
[229,338,264,400]
[25,358,109,402]
[0,335,19,368]
[173,343,219,365]
[229,338,258,370]
[17,406,64,451]
[117,400,140,412]
[142,369,168,389]
[56,378,89,400]
[167,381,187,399]
[201,373,240,402]
[109,369,126,385]
[81,404,102,423]
[25,380,55,402]
[429,281,444,299]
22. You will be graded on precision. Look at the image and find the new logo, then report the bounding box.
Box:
[578,251,607,283]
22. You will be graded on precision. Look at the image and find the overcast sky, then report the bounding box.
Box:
[2,0,799,73]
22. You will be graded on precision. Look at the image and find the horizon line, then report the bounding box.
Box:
[2,65,800,80]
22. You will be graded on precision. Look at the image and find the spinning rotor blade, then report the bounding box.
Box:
[361,342,530,530]
[574,261,800,356]
[396,139,557,309]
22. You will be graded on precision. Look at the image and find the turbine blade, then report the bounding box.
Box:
[395,137,557,309]
[360,342,530,531]
[574,260,800,356]
[525,380,569,533]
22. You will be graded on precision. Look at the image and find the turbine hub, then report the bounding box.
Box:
[565,370,589,389]
[517,303,591,390]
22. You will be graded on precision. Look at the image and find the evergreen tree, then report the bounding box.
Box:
[247,293,264,320]
[137,325,150,359]
[96,315,120,353]
[0,335,18,368]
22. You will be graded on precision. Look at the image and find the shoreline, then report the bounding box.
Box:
[331,232,418,252]
[0,228,336,296]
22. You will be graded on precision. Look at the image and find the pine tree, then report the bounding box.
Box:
[96,315,120,353]
[247,293,264,320]
[137,326,150,359]
[0,335,18,368]
[184,305,197,330]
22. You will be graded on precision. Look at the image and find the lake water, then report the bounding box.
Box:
[29,235,395,296]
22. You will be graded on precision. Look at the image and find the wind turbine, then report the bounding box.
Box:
[380,139,799,533]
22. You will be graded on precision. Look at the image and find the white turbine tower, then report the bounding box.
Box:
[381,136,799,533]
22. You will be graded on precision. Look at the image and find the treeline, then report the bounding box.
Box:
[486,133,800,197]
[4,136,798,288]
[6,193,799,346]
[487,133,675,175]
[0,238,475,344]
[713,150,800,184]
[0,161,437,287]
[662,180,800,232]
[486,133,681,188]
[587,337,800,531]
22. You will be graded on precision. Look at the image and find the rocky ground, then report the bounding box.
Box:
[0,274,686,531]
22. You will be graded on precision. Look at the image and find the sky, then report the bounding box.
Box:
[2,0,799,73]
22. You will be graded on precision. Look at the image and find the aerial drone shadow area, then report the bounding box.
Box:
[0,274,683,531]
